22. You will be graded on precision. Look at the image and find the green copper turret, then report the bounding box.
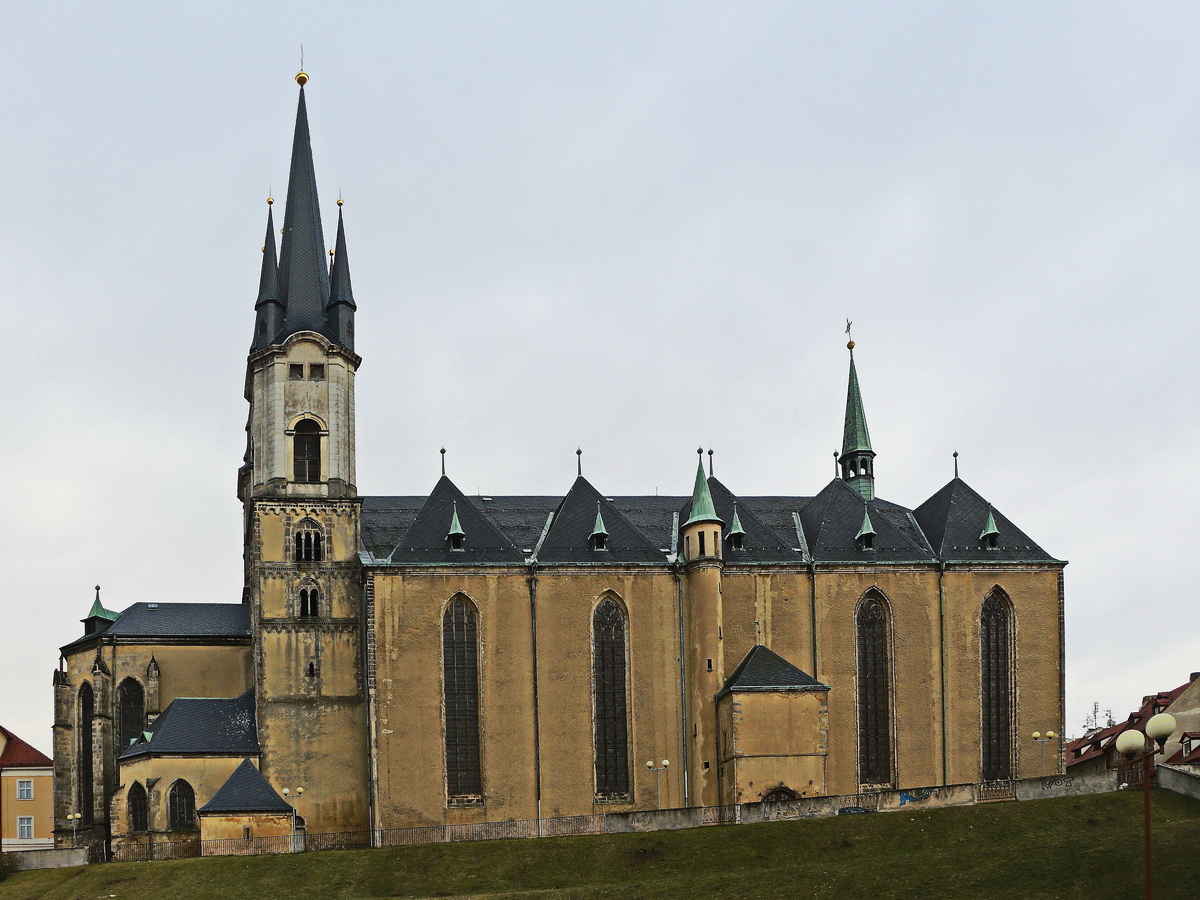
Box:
[838,340,876,501]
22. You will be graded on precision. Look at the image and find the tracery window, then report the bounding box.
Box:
[981,592,1014,781]
[856,595,892,785]
[116,678,144,756]
[592,597,630,799]
[128,782,148,832]
[169,780,196,831]
[443,597,481,801]
[78,682,94,824]
[294,521,324,562]
[293,419,321,483]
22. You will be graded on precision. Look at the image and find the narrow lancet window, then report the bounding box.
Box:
[856,595,892,785]
[116,678,145,756]
[293,419,321,483]
[78,682,94,823]
[443,597,481,801]
[128,782,148,832]
[981,593,1014,781]
[593,598,630,798]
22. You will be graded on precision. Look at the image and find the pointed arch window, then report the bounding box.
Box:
[856,595,892,785]
[117,678,144,756]
[78,682,94,824]
[128,782,148,832]
[981,592,1014,781]
[299,586,320,618]
[593,597,630,799]
[294,520,324,562]
[443,597,481,801]
[168,780,196,831]
[293,419,321,483]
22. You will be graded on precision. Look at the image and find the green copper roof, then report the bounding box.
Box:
[842,352,872,455]
[86,596,118,622]
[980,505,999,539]
[591,503,608,538]
[728,503,746,537]
[447,501,466,538]
[856,507,876,540]
[684,456,722,527]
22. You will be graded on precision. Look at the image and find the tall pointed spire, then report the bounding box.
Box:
[278,73,330,339]
[838,336,877,501]
[684,448,722,527]
[327,200,357,350]
[251,199,282,350]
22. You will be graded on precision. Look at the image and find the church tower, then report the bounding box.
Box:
[239,72,368,834]
[838,339,875,501]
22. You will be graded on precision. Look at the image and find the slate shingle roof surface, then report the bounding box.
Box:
[198,758,292,814]
[62,603,251,650]
[119,691,258,759]
[913,478,1057,562]
[0,726,52,767]
[718,645,830,698]
[360,476,1057,566]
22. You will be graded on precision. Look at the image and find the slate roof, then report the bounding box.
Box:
[914,478,1057,562]
[198,758,292,814]
[360,476,1058,567]
[63,603,251,650]
[717,645,830,698]
[119,690,258,759]
[0,726,52,768]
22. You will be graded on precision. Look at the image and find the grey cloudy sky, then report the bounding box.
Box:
[2,2,1197,754]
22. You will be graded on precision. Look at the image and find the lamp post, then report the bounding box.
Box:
[281,786,304,853]
[645,760,669,809]
[68,812,82,847]
[1031,731,1057,776]
[1115,712,1176,900]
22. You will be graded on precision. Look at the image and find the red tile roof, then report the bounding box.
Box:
[0,726,52,768]
[1065,677,1196,769]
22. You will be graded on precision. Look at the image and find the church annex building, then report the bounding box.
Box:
[52,75,1066,851]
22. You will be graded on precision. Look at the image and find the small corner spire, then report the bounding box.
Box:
[440,447,446,476]
[856,505,876,542]
[684,448,722,527]
[980,504,999,542]
[728,501,746,538]
[576,448,583,477]
[707,448,714,477]
[327,199,357,350]
[251,198,282,350]
[447,501,466,550]
[953,450,959,479]
[591,501,608,538]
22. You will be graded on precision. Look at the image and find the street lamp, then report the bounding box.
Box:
[1116,712,1176,900]
[645,760,669,809]
[68,812,82,846]
[1031,731,1057,776]
[281,786,304,852]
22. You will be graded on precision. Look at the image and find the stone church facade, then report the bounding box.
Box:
[52,75,1066,848]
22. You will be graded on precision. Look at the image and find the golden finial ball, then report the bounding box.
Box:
[266,196,273,205]
[337,198,344,207]
[295,71,309,86]
[847,340,855,350]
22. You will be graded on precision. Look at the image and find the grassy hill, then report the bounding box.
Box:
[4,790,1200,899]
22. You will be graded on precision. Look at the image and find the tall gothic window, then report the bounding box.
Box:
[169,780,196,831]
[293,419,321,483]
[128,782,148,832]
[78,682,94,824]
[116,678,144,756]
[856,595,892,785]
[593,597,630,799]
[443,597,481,801]
[981,592,1014,781]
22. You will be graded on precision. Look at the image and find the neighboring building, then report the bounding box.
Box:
[1,726,54,851]
[54,73,1067,852]
[1065,672,1200,775]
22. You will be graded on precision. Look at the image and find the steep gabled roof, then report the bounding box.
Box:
[388,476,523,563]
[0,726,52,768]
[717,645,829,698]
[119,691,258,759]
[62,603,251,651]
[198,759,292,814]
[913,478,1057,562]
[706,479,800,563]
[798,479,935,563]
[536,477,664,564]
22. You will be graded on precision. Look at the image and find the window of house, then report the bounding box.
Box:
[443,597,482,802]
[128,782,148,832]
[730,533,744,550]
[294,522,324,562]
[593,598,630,799]
[981,593,1014,781]
[449,533,465,551]
[117,678,145,757]
[299,586,320,617]
[293,419,321,483]
[857,595,892,785]
[699,532,706,556]
[591,533,607,551]
[169,781,196,831]
[308,364,325,381]
[16,780,32,800]
[289,364,305,380]
[17,817,33,840]
[78,682,94,824]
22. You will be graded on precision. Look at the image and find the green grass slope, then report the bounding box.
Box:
[5,790,1200,900]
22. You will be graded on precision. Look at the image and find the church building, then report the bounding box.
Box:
[53,74,1066,850]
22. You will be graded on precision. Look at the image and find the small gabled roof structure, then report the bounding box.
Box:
[0,726,52,768]
[120,690,258,759]
[798,479,935,563]
[198,759,292,814]
[388,476,523,564]
[914,478,1057,563]
[717,645,830,699]
[703,479,798,563]
[537,476,664,564]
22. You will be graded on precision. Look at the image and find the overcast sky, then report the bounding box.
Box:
[2,2,1197,756]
